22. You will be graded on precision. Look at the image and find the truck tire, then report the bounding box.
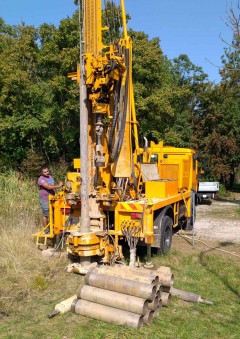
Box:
[159,215,173,254]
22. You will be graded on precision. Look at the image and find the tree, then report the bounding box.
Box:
[220,1,240,88]
[165,55,208,148]
[0,15,80,169]
[131,31,195,146]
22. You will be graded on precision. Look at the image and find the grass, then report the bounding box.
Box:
[0,172,240,338]
[203,206,240,219]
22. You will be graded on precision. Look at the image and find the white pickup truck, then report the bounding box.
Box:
[197,182,219,201]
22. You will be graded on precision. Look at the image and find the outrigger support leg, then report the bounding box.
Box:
[144,244,153,268]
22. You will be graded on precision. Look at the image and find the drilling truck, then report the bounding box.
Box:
[33,0,199,266]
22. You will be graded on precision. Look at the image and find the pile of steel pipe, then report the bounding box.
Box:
[71,265,174,329]
[155,266,173,307]
[50,265,212,327]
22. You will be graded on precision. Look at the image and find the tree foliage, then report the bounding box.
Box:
[0,2,239,185]
[0,15,80,169]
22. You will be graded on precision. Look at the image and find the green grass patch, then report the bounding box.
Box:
[0,173,239,338]
[205,207,240,219]
[1,247,239,339]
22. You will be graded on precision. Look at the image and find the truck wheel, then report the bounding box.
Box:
[160,216,173,254]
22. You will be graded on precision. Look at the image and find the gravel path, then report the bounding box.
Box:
[194,200,240,243]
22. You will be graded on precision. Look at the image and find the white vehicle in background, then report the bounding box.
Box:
[197,182,219,202]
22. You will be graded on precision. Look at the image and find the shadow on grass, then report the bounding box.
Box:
[215,196,240,205]
[199,247,240,298]
[219,241,235,247]
[198,199,213,206]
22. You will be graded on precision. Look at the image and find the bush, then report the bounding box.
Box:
[218,183,229,198]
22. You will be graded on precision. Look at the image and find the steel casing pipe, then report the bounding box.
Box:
[161,292,171,307]
[94,266,158,286]
[86,271,156,301]
[74,299,143,329]
[77,285,148,315]
[147,296,159,311]
[143,309,154,325]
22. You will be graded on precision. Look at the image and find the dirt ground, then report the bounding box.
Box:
[194,199,240,243]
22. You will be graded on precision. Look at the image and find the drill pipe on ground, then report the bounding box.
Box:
[73,299,143,330]
[66,262,97,274]
[161,292,171,307]
[85,271,156,301]
[156,272,174,288]
[156,266,172,274]
[77,285,148,315]
[48,295,77,318]
[99,265,174,289]
[156,289,162,300]
[147,296,159,311]
[153,302,162,318]
[119,265,173,289]
[171,288,213,305]
[143,309,154,325]
[94,266,158,286]
[112,265,161,278]
[162,285,171,293]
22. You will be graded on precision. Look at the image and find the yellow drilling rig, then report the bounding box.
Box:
[33,0,199,266]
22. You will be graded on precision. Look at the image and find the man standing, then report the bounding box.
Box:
[38,165,63,228]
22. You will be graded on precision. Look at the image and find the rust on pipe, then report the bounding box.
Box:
[77,285,148,315]
[85,271,156,301]
[161,292,171,307]
[74,299,143,329]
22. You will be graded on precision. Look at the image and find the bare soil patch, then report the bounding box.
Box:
[194,199,240,243]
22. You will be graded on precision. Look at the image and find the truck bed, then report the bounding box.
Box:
[198,182,219,193]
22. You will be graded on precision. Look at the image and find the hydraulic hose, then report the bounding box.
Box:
[109,48,130,163]
[107,80,121,152]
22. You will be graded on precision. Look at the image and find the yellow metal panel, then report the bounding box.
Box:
[145,181,178,198]
[84,0,102,55]
[159,164,179,181]
[73,158,81,169]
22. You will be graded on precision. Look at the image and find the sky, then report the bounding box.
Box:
[0,0,235,83]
